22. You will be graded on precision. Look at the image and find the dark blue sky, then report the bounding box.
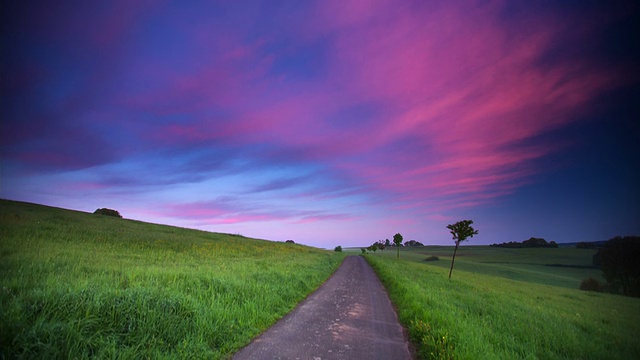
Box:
[1,0,638,247]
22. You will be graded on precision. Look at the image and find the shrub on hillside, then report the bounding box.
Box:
[285,239,295,244]
[94,208,122,218]
[334,246,342,252]
[424,256,440,262]
[580,277,605,292]
[597,236,640,297]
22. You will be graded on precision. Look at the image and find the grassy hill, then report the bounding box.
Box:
[364,247,640,359]
[0,199,344,359]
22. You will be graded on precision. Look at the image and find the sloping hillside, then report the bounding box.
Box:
[0,199,344,359]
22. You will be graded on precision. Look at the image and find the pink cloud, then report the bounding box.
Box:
[106,1,628,216]
[153,200,356,227]
[302,1,624,210]
[294,214,359,224]
[4,1,636,248]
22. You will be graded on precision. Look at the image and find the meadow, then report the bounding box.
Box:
[0,200,344,359]
[384,245,605,289]
[362,247,640,359]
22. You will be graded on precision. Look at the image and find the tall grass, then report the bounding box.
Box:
[0,200,344,359]
[365,253,640,359]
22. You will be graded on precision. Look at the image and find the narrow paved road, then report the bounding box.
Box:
[233,255,412,360]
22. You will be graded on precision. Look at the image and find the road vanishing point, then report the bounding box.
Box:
[233,255,413,360]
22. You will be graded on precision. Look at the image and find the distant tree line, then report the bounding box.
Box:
[576,241,597,249]
[364,240,386,254]
[404,240,424,247]
[361,234,406,258]
[490,237,558,248]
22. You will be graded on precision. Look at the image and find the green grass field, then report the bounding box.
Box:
[363,247,640,359]
[0,199,344,359]
[4,200,638,359]
[383,245,605,289]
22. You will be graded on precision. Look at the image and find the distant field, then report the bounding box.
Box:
[363,247,640,359]
[388,245,603,289]
[0,200,344,359]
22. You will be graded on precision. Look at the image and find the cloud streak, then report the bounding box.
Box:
[2,0,637,247]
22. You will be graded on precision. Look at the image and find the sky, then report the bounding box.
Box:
[2,0,639,248]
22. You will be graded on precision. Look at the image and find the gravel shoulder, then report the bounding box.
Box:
[232,255,412,360]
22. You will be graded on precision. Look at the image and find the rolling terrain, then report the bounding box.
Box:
[3,199,638,359]
[0,199,344,359]
[361,247,640,359]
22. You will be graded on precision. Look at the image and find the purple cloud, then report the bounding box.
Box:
[2,1,637,247]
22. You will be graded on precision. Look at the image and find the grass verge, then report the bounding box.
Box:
[365,254,640,359]
[0,199,344,359]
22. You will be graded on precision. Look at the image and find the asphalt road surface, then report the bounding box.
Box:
[233,255,412,360]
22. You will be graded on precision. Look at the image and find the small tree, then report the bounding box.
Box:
[385,238,391,247]
[360,248,366,254]
[393,233,403,259]
[377,240,386,254]
[446,220,478,279]
[334,245,342,252]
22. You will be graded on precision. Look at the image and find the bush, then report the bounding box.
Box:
[580,277,604,292]
[424,256,440,262]
[285,240,295,244]
[93,208,122,218]
[334,246,342,252]
[360,248,366,254]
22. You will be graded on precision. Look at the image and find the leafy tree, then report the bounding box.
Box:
[597,236,640,297]
[360,248,366,254]
[385,238,391,247]
[393,233,403,259]
[446,220,478,279]
[377,240,386,253]
[334,245,342,252]
[593,252,602,267]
